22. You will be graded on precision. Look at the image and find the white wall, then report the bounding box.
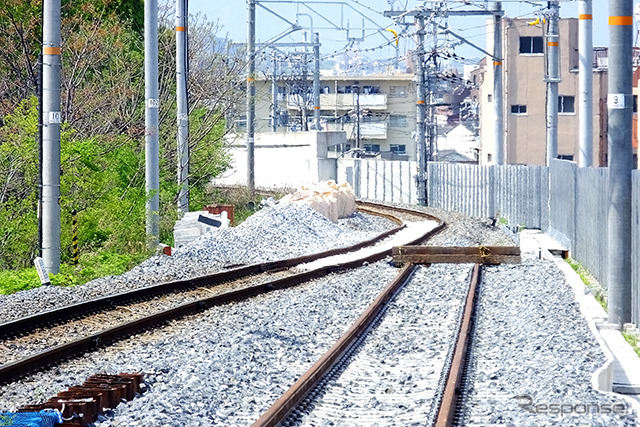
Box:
[213,131,345,189]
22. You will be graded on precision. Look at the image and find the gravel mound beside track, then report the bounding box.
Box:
[0,204,395,324]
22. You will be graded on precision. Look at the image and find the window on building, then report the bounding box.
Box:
[363,85,381,94]
[364,144,381,152]
[389,85,408,98]
[390,144,406,154]
[389,114,408,127]
[558,154,574,161]
[558,96,575,114]
[362,114,384,123]
[634,95,638,113]
[337,86,353,94]
[488,94,492,103]
[520,36,544,54]
[511,105,527,115]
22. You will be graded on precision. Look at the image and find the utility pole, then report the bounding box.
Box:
[145,0,160,249]
[313,32,321,130]
[578,0,593,167]
[607,0,633,325]
[493,2,504,165]
[353,82,361,149]
[545,2,560,166]
[176,0,189,216]
[415,13,427,206]
[42,0,62,274]
[271,51,278,132]
[247,0,256,193]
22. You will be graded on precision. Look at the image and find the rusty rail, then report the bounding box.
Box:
[252,262,480,427]
[0,206,445,386]
[0,207,407,341]
[434,263,481,427]
[252,263,418,427]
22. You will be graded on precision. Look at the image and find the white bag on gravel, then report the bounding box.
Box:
[280,181,356,222]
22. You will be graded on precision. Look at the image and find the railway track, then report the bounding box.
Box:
[0,203,443,388]
[252,262,481,427]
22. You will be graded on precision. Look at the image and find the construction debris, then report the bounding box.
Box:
[279,181,356,223]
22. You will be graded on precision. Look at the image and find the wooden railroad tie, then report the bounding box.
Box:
[391,245,521,265]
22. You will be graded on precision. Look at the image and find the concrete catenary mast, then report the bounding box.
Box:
[176,0,189,216]
[492,2,504,165]
[42,0,62,273]
[271,51,278,132]
[607,0,633,325]
[578,0,593,167]
[145,0,160,248]
[247,0,256,192]
[313,32,321,130]
[415,13,427,206]
[545,1,560,166]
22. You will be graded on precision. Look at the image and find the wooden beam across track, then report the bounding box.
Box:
[392,245,520,265]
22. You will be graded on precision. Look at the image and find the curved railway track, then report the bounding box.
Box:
[0,203,444,387]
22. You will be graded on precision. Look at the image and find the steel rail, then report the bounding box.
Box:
[251,262,480,427]
[0,208,445,386]
[252,263,419,427]
[434,263,481,427]
[0,205,407,340]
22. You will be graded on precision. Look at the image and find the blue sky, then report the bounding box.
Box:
[187,1,612,63]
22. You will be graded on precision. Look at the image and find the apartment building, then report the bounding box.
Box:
[250,73,417,160]
[478,18,618,166]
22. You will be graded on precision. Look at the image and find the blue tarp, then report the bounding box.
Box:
[0,410,63,427]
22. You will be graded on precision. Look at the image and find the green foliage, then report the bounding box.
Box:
[0,0,238,294]
[622,332,640,358]
[565,258,607,310]
[0,250,150,295]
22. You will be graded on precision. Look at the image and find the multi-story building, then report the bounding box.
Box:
[478,17,625,166]
[250,73,417,160]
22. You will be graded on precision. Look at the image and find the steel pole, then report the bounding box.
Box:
[354,83,361,149]
[415,14,427,206]
[247,0,256,192]
[176,0,189,216]
[271,51,278,132]
[546,1,560,166]
[578,0,593,167]
[493,2,504,165]
[145,0,160,248]
[313,32,321,130]
[545,2,560,166]
[607,0,633,325]
[42,0,61,274]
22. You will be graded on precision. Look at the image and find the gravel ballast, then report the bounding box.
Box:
[0,261,400,425]
[461,255,638,426]
[296,264,472,426]
[0,202,636,426]
[0,204,396,324]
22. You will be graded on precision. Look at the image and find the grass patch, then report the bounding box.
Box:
[0,187,280,296]
[565,258,640,357]
[565,258,607,310]
[622,332,640,358]
[0,250,150,295]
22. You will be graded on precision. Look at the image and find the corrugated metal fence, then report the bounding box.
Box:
[337,157,639,326]
[337,158,418,204]
[427,163,549,229]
